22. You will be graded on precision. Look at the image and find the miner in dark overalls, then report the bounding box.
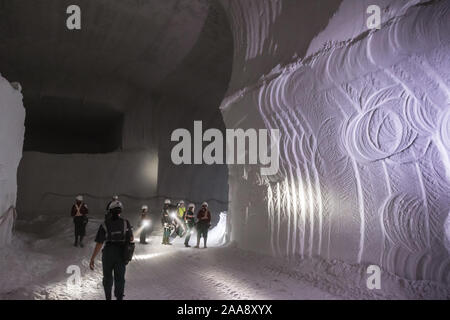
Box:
[139,205,151,244]
[89,200,133,300]
[184,203,196,247]
[195,202,211,249]
[71,195,88,247]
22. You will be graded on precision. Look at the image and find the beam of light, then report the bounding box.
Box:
[207,212,227,246]
[133,220,152,237]
[133,252,168,261]
[169,212,228,247]
[141,152,159,185]
[169,212,187,234]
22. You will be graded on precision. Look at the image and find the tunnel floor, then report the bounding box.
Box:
[0,215,439,300]
[0,216,342,300]
[37,241,340,300]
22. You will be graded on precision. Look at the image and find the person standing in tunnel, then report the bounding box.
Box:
[71,195,88,247]
[139,205,151,244]
[161,199,174,245]
[184,203,196,247]
[105,195,119,219]
[195,202,211,249]
[173,200,186,238]
[90,200,134,300]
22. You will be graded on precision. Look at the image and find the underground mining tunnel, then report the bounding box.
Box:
[0,0,449,301]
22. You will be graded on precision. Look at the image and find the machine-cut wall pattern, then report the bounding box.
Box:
[220,0,450,283]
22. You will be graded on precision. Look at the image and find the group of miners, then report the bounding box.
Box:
[159,199,211,248]
[70,195,212,249]
[70,195,213,300]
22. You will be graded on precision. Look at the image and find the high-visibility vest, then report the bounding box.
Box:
[75,204,83,216]
[177,207,186,218]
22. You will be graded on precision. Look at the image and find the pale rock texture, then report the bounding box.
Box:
[17,151,158,219]
[220,0,450,284]
[0,74,25,246]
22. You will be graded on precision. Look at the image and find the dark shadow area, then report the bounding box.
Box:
[23,96,123,154]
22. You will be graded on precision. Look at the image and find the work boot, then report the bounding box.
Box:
[185,244,191,247]
[79,242,84,248]
[194,245,200,248]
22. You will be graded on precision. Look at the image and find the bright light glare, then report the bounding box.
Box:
[134,252,167,260]
[143,220,150,227]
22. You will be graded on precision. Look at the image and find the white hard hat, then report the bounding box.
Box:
[112,195,119,200]
[141,205,148,211]
[179,200,185,204]
[109,200,123,210]
[164,199,171,204]
[201,202,208,207]
[76,195,83,201]
[188,203,195,209]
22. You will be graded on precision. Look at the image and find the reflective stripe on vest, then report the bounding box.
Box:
[102,219,127,243]
[75,204,83,216]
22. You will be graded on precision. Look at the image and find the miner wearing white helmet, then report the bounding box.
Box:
[90,199,134,300]
[195,201,211,249]
[163,200,185,239]
[71,195,89,247]
[105,195,120,218]
[161,199,176,245]
[184,203,196,247]
[139,205,151,244]
[108,200,123,211]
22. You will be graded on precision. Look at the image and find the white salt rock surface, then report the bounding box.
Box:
[220,0,450,284]
[445,212,450,255]
[0,74,25,247]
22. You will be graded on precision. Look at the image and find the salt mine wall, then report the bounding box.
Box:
[219,0,450,283]
[17,94,229,220]
[154,95,229,216]
[17,151,158,219]
[0,75,25,247]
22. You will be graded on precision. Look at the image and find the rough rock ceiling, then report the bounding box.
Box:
[0,0,230,112]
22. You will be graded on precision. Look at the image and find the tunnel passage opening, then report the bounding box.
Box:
[154,0,234,226]
[23,96,124,154]
[10,0,233,239]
